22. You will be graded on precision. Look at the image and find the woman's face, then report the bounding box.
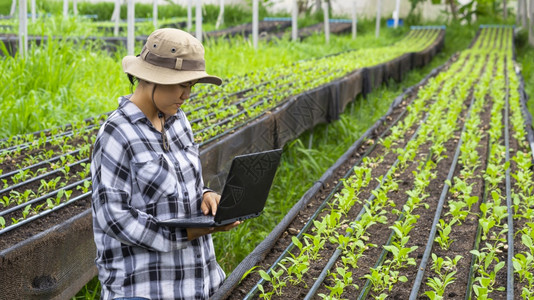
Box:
[154,80,197,116]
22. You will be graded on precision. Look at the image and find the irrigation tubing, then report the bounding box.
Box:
[212,55,449,300]
[0,124,99,154]
[0,190,91,236]
[303,110,432,300]
[0,158,89,196]
[407,95,476,299]
[0,178,89,220]
[0,148,83,181]
[504,64,514,300]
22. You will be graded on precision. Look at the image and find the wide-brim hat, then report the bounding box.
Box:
[122,28,222,85]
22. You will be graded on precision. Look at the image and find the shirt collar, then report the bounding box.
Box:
[117,95,181,125]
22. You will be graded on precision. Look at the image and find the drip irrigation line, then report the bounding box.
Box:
[408,95,476,299]
[357,155,436,300]
[0,178,89,219]
[0,148,83,181]
[504,64,514,300]
[0,158,89,196]
[243,85,426,300]
[0,190,91,236]
[242,50,460,299]
[0,124,98,154]
[304,111,432,300]
[464,138,492,300]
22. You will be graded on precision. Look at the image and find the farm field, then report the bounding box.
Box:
[221,26,534,300]
[1,1,534,298]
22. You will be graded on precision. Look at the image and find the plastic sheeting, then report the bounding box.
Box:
[0,209,96,300]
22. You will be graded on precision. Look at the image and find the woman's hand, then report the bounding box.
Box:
[186,191,241,240]
[201,191,220,216]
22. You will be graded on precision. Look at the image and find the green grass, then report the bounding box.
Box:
[515,29,534,124]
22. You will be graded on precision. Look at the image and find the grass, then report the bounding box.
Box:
[514,29,534,124]
[0,17,407,139]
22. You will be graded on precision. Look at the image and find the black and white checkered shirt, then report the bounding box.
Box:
[91,96,225,300]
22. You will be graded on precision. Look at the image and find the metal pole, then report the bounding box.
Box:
[252,0,258,48]
[196,0,202,42]
[10,0,16,17]
[322,0,329,43]
[63,0,68,17]
[73,0,77,16]
[523,0,528,28]
[530,0,534,46]
[30,0,35,21]
[18,0,27,58]
[394,0,400,28]
[503,0,507,19]
[127,0,134,56]
[153,0,158,29]
[187,0,192,31]
[376,0,382,37]
[352,0,357,39]
[292,0,298,42]
[113,0,120,36]
[215,0,224,29]
[517,0,522,26]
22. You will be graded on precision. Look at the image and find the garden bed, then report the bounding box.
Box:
[214,25,534,300]
[0,27,444,299]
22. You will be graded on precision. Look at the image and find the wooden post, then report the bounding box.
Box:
[292,0,298,42]
[503,0,507,19]
[196,0,202,42]
[376,0,382,37]
[517,0,522,26]
[523,0,528,28]
[252,0,258,48]
[127,0,134,56]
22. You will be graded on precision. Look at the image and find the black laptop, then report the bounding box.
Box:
[157,148,282,228]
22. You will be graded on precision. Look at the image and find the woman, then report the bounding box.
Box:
[90,28,240,300]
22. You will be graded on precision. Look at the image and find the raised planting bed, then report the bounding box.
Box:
[0,27,444,299]
[0,19,290,57]
[269,21,352,41]
[213,25,534,300]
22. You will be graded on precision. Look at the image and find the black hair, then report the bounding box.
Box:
[127,74,139,93]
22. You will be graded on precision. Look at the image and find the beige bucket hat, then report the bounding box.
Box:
[122,28,222,85]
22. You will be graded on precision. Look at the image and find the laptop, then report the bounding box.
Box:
[157,148,282,228]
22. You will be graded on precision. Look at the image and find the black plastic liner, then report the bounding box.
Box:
[0,28,444,299]
[0,209,96,300]
[210,49,451,300]
[201,29,445,192]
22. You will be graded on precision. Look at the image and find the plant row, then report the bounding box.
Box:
[241,25,533,300]
[0,28,442,235]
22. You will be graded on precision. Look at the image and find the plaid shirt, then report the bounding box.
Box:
[91,96,225,300]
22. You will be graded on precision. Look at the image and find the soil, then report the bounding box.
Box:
[224,41,530,299]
